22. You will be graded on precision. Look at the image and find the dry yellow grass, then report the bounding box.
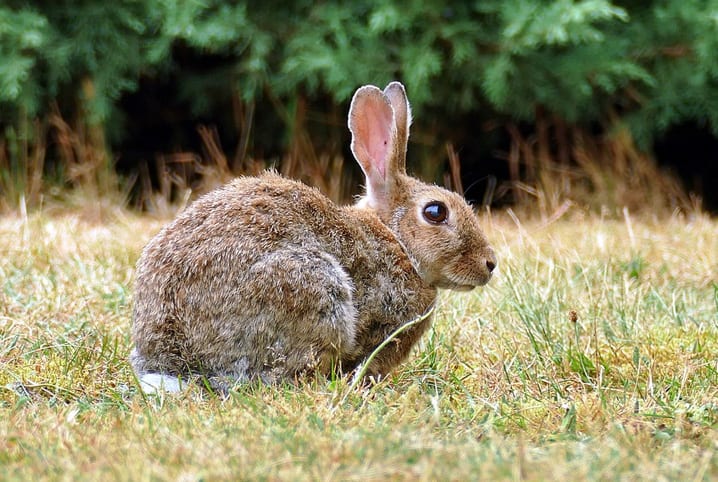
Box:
[0,208,716,480]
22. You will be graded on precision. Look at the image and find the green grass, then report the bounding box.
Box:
[1,210,717,480]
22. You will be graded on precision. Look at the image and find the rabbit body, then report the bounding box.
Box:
[131,172,436,384]
[131,82,496,390]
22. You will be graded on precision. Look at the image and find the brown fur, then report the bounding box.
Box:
[131,82,496,389]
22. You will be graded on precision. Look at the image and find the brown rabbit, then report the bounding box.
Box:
[131,82,496,393]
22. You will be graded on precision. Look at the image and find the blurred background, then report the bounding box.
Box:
[1,0,716,216]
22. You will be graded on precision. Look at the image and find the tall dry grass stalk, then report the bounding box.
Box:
[445,142,465,196]
[1,79,127,219]
[498,113,695,220]
[0,115,46,212]
[138,94,353,214]
[1,89,700,219]
[54,79,122,206]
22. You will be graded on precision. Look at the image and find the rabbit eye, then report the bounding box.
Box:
[423,202,448,224]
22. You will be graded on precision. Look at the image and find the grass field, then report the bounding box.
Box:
[0,208,716,480]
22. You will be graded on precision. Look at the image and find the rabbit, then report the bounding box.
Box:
[130,81,497,393]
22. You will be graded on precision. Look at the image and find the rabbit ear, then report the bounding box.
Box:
[383,81,411,167]
[349,85,401,208]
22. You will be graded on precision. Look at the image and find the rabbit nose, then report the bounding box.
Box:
[485,252,497,273]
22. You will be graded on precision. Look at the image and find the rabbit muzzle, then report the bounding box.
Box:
[434,247,497,291]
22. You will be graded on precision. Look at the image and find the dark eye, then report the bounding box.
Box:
[423,202,448,224]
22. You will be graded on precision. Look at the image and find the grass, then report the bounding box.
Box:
[0,208,716,480]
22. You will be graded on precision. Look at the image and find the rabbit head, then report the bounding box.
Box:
[349,82,496,290]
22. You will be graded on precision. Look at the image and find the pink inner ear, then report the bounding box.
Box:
[359,99,393,179]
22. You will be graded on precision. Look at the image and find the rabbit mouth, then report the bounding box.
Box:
[436,282,477,292]
[437,277,489,291]
[452,284,477,292]
[437,271,493,291]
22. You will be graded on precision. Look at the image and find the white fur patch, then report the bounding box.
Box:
[139,373,183,394]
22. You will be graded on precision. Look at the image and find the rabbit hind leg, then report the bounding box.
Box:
[243,245,359,381]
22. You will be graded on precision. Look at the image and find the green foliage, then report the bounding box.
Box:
[0,6,47,113]
[0,2,159,122]
[0,0,717,190]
